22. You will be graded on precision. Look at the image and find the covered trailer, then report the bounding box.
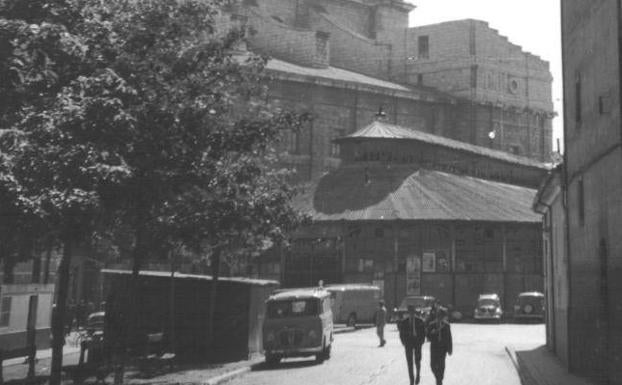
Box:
[102,270,278,362]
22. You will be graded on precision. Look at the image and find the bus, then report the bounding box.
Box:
[325,284,381,327]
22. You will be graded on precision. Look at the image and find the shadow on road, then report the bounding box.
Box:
[252,359,319,372]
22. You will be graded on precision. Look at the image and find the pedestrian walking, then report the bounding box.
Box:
[397,305,426,385]
[374,300,387,347]
[426,308,453,385]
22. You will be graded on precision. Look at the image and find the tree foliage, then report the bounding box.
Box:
[1,0,307,381]
[2,0,306,270]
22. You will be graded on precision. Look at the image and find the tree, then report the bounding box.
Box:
[2,0,306,383]
[1,1,135,383]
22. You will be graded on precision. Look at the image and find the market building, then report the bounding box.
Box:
[275,118,549,314]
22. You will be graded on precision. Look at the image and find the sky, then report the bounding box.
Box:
[407,0,563,151]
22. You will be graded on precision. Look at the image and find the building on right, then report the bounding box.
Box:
[535,1,622,383]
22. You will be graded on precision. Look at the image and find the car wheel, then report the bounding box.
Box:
[265,353,281,366]
[346,313,357,328]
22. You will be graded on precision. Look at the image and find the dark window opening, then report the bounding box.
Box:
[470,65,478,88]
[418,36,429,59]
[578,179,585,226]
[0,297,12,327]
[575,72,582,125]
[289,130,301,154]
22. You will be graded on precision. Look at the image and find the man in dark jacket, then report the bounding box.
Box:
[397,305,426,385]
[426,308,453,385]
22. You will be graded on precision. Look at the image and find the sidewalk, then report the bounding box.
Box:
[4,326,366,385]
[124,324,366,385]
[506,345,596,385]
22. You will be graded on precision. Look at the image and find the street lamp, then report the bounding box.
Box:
[488,130,496,148]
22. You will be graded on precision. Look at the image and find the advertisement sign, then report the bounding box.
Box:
[422,251,436,273]
[406,256,421,295]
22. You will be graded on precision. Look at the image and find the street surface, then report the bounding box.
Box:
[231,323,544,385]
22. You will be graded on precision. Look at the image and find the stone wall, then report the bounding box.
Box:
[267,79,447,180]
[561,0,622,383]
[407,20,553,111]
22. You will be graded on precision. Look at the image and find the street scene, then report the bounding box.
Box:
[1,0,620,384]
[230,323,542,385]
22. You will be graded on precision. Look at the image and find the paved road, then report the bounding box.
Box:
[230,322,544,385]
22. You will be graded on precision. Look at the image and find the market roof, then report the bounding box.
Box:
[101,269,279,287]
[265,58,453,102]
[293,165,541,223]
[336,120,551,170]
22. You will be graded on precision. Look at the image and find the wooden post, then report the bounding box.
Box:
[393,224,399,309]
[341,222,347,282]
[450,224,457,307]
[502,224,508,310]
[0,349,4,385]
[169,252,176,363]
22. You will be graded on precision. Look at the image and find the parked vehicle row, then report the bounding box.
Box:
[391,291,545,323]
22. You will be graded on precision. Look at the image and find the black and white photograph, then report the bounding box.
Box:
[0,0,617,384]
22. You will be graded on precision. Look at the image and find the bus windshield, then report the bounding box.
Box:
[267,299,319,318]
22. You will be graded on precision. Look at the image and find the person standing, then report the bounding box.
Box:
[398,305,426,385]
[374,300,387,347]
[426,308,453,385]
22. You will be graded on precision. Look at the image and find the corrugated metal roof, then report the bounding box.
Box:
[293,165,541,223]
[336,120,551,170]
[264,58,452,101]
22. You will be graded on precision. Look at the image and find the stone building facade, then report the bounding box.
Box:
[221,0,555,181]
[536,1,622,383]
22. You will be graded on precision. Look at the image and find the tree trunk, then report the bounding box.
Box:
[49,235,72,385]
[206,249,221,360]
[31,254,41,284]
[43,241,52,285]
[2,256,15,284]
[113,225,146,385]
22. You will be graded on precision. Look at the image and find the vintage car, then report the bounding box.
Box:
[473,293,503,321]
[263,288,333,365]
[513,291,545,321]
[391,295,436,322]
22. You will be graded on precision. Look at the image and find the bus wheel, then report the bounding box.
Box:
[346,313,357,328]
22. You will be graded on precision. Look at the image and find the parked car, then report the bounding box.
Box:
[513,292,545,321]
[263,287,334,365]
[325,284,381,327]
[86,312,105,335]
[391,295,436,322]
[473,294,503,322]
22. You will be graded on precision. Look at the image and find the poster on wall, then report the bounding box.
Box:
[406,256,421,295]
[372,280,384,296]
[436,250,450,272]
[422,251,436,273]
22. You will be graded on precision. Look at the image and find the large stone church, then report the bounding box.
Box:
[223,0,554,181]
